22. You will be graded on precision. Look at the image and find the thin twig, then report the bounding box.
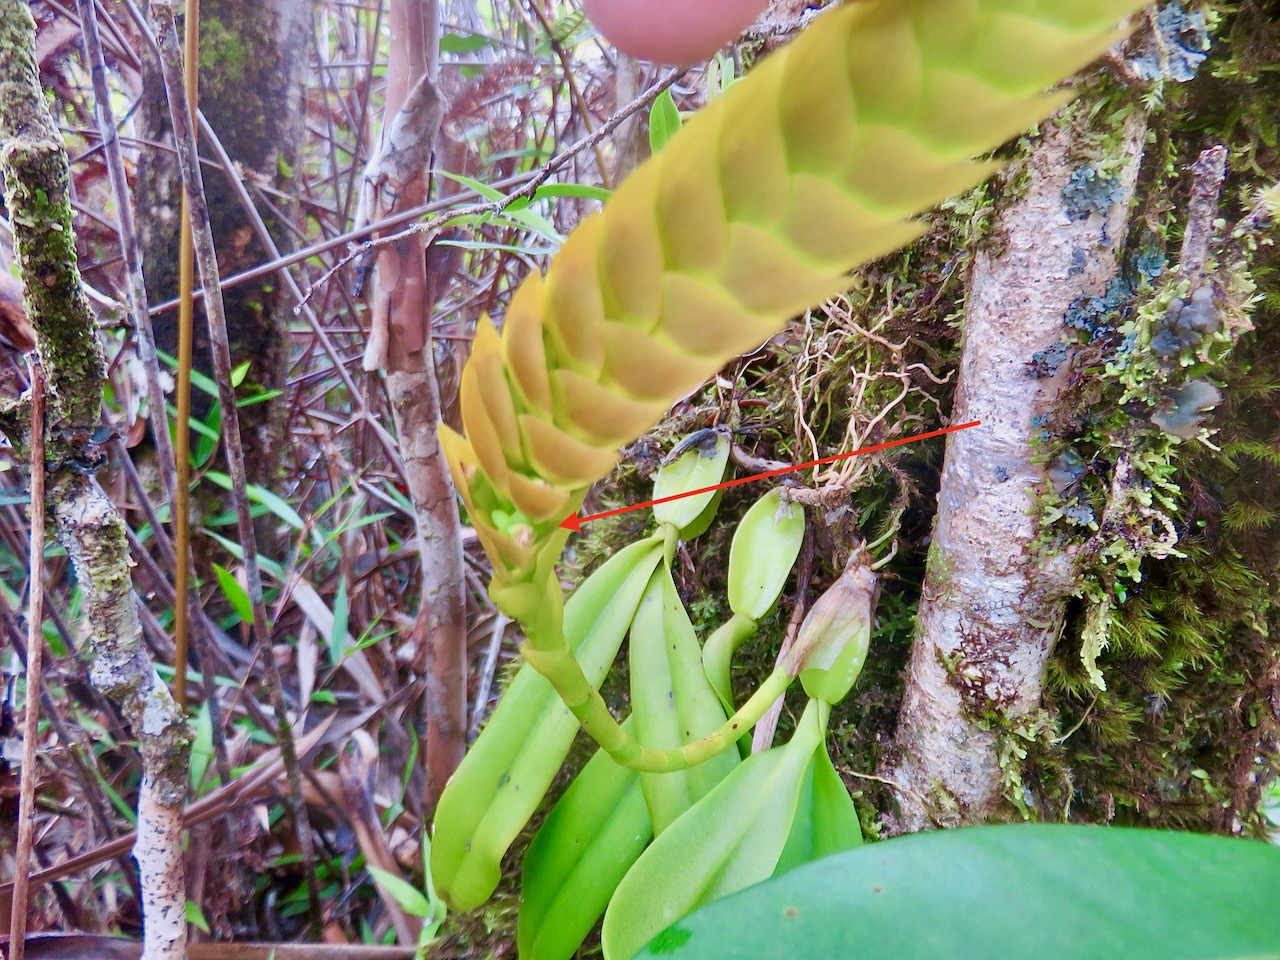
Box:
[469,612,509,739]
[9,359,46,960]
[297,69,685,309]
[73,0,178,506]
[149,0,325,927]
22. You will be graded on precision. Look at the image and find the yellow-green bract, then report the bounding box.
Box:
[441,0,1146,606]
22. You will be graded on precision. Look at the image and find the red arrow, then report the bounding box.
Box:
[560,420,981,531]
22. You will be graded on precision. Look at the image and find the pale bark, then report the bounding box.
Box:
[51,476,191,960]
[0,5,191,957]
[884,107,1149,831]
[363,0,468,804]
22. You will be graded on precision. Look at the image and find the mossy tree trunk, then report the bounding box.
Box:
[876,4,1280,836]
[883,102,1150,831]
[0,3,191,957]
[136,0,310,485]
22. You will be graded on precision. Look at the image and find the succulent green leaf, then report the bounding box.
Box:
[700,612,758,715]
[651,431,731,536]
[727,488,805,620]
[631,826,1280,960]
[629,564,739,833]
[773,744,862,876]
[518,727,653,960]
[431,538,662,911]
[601,700,829,960]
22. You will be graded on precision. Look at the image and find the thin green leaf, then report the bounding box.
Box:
[203,530,286,580]
[439,32,491,54]
[203,471,306,530]
[533,182,612,203]
[649,89,682,154]
[212,562,254,624]
[434,170,505,202]
[367,866,435,919]
[188,701,216,796]
[329,576,350,664]
[186,901,211,934]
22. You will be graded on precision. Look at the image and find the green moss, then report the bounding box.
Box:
[1038,0,1280,832]
[199,18,251,90]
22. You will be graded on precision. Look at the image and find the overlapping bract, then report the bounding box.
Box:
[442,0,1146,592]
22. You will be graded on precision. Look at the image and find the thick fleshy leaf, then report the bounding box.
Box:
[772,744,862,876]
[632,825,1280,960]
[629,565,738,833]
[651,431,730,536]
[601,700,829,960]
[430,538,662,911]
[518,728,653,960]
[726,489,805,621]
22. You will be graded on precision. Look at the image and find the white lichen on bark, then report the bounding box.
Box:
[51,475,191,960]
[0,2,191,954]
[885,106,1149,831]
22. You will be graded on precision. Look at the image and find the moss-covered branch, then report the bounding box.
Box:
[0,13,103,437]
[0,3,191,958]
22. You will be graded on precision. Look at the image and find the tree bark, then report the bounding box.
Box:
[136,0,310,484]
[0,5,191,956]
[362,0,468,806]
[883,105,1148,832]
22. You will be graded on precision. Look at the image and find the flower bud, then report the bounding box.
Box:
[782,548,879,705]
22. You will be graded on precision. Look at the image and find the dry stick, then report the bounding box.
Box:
[9,362,46,960]
[73,0,178,507]
[171,0,201,716]
[76,0,229,763]
[0,709,345,897]
[523,0,613,190]
[468,612,509,739]
[104,0,408,485]
[369,0,468,803]
[0,593,137,895]
[146,172,537,317]
[298,68,686,309]
[189,109,402,467]
[80,0,246,849]
[148,0,326,928]
[751,528,814,753]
